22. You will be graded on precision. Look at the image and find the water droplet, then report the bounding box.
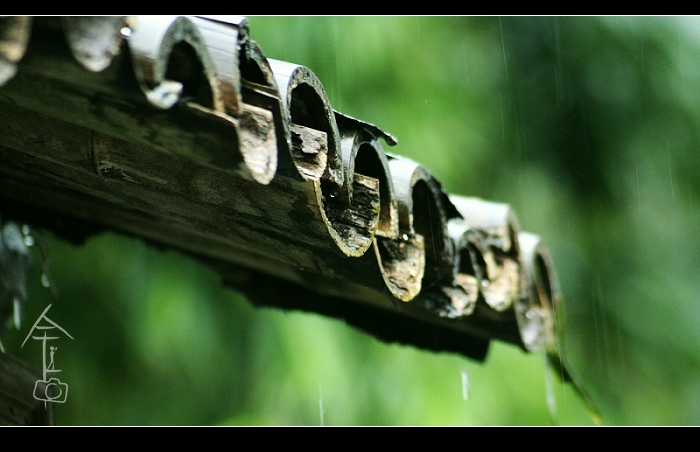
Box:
[461,369,469,401]
[319,382,325,426]
[41,273,51,288]
[21,224,30,235]
[402,233,409,241]
[13,297,22,330]
[23,235,34,247]
[120,26,133,38]
[544,353,557,422]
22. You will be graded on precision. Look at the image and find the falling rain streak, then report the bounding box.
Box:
[596,277,613,387]
[590,276,605,379]
[8,14,699,426]
[636,165,641,209]
[499,92,506,140]
[319,382,325,426]
[667,141,675,201]
[461,369,469,401]
[544,354,557,422]
[499,17,509,81]
[553,17,564,108]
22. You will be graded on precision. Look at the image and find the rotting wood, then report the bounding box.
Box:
[289,123,328,180]
[0,16,568,366]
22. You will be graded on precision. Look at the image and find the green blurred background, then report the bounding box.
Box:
[5,16,700,425]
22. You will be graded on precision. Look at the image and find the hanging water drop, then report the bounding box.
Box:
[21,224,34,247]
[41,273,51,288]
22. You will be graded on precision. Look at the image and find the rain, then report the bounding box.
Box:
[2,16,700,425]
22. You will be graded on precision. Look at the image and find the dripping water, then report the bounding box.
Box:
[31,227,58,296]
[546,350,603,425]
[460,369,469,401]
[13,297,21,330]
[22,224,34,247]
[544,353,557,422]
[319,382,325,426]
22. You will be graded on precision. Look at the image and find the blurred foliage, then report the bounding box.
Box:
[4,16,700,425]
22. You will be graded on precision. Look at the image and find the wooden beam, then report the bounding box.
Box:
[0,16,565,364]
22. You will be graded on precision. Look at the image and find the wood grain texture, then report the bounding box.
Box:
[0,16,565,363]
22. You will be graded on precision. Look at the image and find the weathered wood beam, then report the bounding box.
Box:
[0,352,54,425]
[0,16,566,365]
